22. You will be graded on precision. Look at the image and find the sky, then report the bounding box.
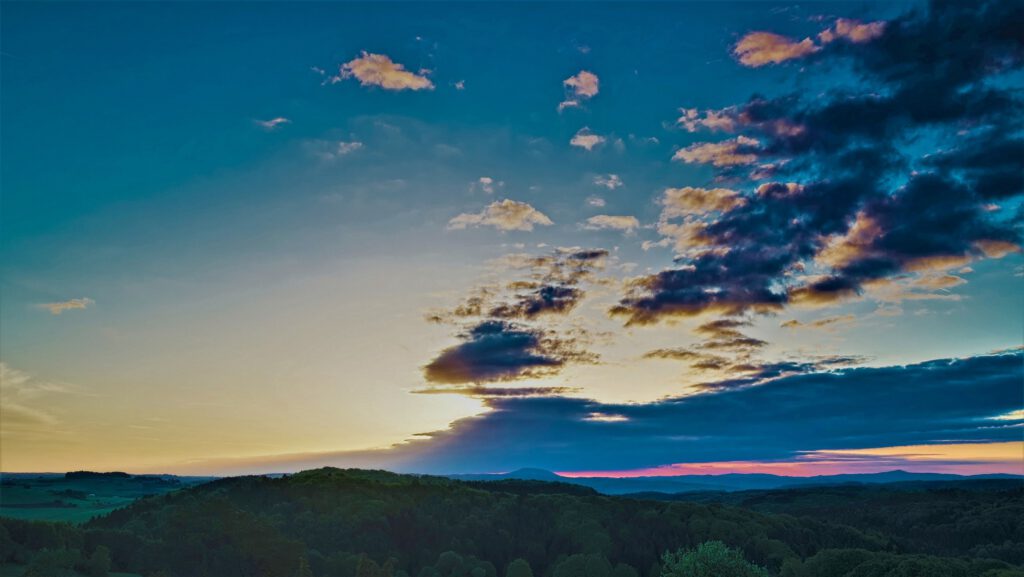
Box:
[1,0,1022,477]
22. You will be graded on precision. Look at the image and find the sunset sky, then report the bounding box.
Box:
[1,1,1021,477]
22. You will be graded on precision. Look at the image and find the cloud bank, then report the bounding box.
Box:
[187,351,1023,475]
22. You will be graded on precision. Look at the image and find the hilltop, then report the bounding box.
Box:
[2,467,1022,576]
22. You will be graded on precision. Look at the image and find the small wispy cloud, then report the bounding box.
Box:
[586,196,607,208]
[570,127,606,151]
[583,215,640,234]
[781,314,857,330]
[473,176,503,194]
[38,297,94,315]
[819,18,886,44]
[254,117,291,131]
[0,363,86,437]
[593,174,623,190]
[306,140,364,161]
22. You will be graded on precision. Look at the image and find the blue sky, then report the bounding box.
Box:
[1,1,1021,475]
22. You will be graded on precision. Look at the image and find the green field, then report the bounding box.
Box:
[0,472,210,524]
[0,564,142,577]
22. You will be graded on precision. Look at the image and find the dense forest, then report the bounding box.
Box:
[632,479,1024,565]
[2,468,1022,577]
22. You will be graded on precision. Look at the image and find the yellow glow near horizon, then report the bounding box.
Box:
[814,441,1024,463]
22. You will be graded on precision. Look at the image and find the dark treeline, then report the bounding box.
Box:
[631,479,1024,565]
[1,468,1022,577]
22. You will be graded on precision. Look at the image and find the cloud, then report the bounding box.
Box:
[422,249,607,396]
[583,215,640,234]
[734,18,885,68]
[427,248,609,325]
[693,318,753,338]
[38,298,94,315]
[593,174,623,189]
[570,127,606,151]
[615,0,1023,326]
[557,100,581,113]
[337,52,434,91]
[473,176,503,194]
[781,314,857,330]
[413,385,579,398]
[733,32,819,67]
[488,285,584,319]
[254,117,290,131]
[0,363,84,438]
[559,70,599,111]
[586,196,606,208]
[678,108,739,133]
[564,70,599,98]
[819,19,887,44]
[651,187,745,257]
[422,321,594,385]
[306,140,364,161]
[662,187,745,216]
[219,350,1022,475]
[672,136,761,166]
[448,199,553,232]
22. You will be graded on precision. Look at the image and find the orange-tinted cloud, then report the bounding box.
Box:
[570,127,607,151]
[733,32,819,67]
[338,52,434,91]
[38,297,94,315]
[672,136,760,166]
[819,18,886,44]
[559,70,599,111]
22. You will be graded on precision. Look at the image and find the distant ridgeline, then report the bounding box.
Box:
[63,471,133,480]
[1,468,1022,577]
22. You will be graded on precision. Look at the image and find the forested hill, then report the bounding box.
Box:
[2,467,1023,577]
[627,478,1024,566]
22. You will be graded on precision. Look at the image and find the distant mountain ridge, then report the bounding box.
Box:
[449,468,1024,494]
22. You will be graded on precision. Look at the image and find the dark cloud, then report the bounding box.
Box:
[431,248,608,323]
[423,321,594,384]
[616,0,1023,326]
[187,352,1020,476]
[693,357,867,392]
[489,285,583,318]
[643,348,708,361]
[568,249,610,261]
[400,351,1024,473]
[700,336,768,352]
[610,249,789,324]
[642,318,772,376]
[693,318,753,339]
[644,341,858,388]
[423,248,607,391]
